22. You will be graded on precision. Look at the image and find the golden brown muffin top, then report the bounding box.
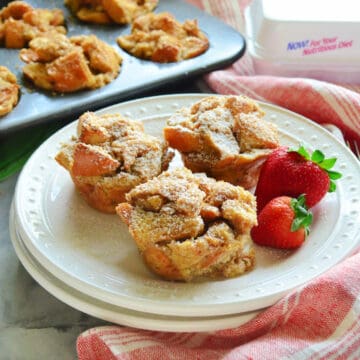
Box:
[20,33,122,92]
[56,111,173,180]
[122,167,257,244]
[165,95,279,160]
[0,1,66,48]
[116,167,257,280]
[117,12,209,63]
[0,66,20,116]
[65,0,158,24]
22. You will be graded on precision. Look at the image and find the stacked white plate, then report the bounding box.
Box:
[10,94,360,332]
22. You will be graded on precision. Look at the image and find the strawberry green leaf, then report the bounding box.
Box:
[297,145,311,160]
[291,217,303,231]
[319,157,337,170]
[290,194,313,236]
[329,180,337,193]
[311,150,325,163]
[295,193,306,207]
[327,170,342,180]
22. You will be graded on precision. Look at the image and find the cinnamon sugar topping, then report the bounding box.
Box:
[164,95,279,188]
[116,168,257,281]
[55,112,174,213]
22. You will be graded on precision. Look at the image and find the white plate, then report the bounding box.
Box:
[13,94,360,317]
[9,203,261,332]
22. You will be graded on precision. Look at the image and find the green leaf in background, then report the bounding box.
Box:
[0,123,62,182]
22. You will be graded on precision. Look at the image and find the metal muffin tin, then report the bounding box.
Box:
[0,0,246,134]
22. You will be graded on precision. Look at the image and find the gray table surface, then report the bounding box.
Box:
[1,173,109,360]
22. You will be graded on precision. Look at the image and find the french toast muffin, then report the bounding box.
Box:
[163,95,279,189]
[64,0,112,24]
[116,167,257,281]
[0,66,20,116]
[102,0,158,24]
[19,33,122,93]
[55,111,174,213]
[117,12,209,63]
[0,1,66,48]
[65,0,158,24]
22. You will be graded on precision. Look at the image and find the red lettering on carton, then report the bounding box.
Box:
[310,40,321,47]
[338,40,353,48]
[323,37,337,44]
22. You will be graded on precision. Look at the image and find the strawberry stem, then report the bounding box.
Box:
[288,145,342,193]
[290,194,313,236]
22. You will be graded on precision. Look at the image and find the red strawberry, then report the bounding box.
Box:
[255,145,342,211]
[251,195,313,249]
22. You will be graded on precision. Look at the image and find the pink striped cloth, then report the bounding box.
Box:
[77,1,360,359]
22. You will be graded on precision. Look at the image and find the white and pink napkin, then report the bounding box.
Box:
[77,1,360,358]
